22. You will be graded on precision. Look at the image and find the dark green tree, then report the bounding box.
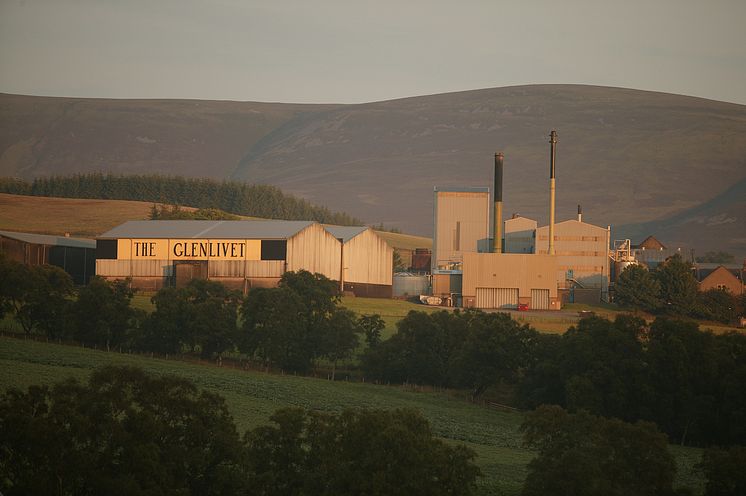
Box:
[245,407,480,496]
[700,446,746,496]
[695,251,735,264]
[141,279,239,357]
[0,366,247,496]
[240,286,311,372]
[521,405,678,496]
[323,308,362,380]
[13,264,73,337]
[694,288,738,323]
[450,311,539,399]
[614,264,661,312]
[655,254,698,316]
[359,313,385,348]
[69,277,141,348]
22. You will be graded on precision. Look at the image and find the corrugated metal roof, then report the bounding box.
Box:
[324,225,368,243]
[98,220,315,239]
[0,230,96,249]
[434,186,490,193]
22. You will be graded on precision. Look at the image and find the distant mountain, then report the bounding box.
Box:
[2,85,745,255]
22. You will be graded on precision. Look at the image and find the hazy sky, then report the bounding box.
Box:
[1,0,745,104]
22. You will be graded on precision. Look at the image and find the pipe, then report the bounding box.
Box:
[577,204,582,222]
[549,130,557,255]
[493,152,504,253]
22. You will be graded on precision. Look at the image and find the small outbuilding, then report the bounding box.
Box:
[324,226,393,297]
[0,230,95,284]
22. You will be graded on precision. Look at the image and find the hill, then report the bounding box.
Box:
[0,193,429,252]
[2,86,745,254]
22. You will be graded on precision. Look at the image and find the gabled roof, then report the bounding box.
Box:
[98,220,315,240]
[697,265,743,283]
[324,225,368,243]
[633,235,666,250]
[0,230,95,249]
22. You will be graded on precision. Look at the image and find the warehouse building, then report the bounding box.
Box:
[462,253,560,310]
[96,220,393,296]
[324,226,394,297]
[0,230,95,284]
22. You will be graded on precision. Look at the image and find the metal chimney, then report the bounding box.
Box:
[493,152,504,253]
[549,130,557,255]
[577,204,582,222]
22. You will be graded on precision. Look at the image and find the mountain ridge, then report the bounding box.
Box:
[2,85,744,255]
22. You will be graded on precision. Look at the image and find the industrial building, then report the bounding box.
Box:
[324,226,394,297]
[431,131,612,309]
[0,230,96,284]
[432,186,490,271]
[96,220,393,296]
[462,253,560,310]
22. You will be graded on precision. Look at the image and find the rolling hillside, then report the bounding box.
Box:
[0,193,430,252]
[2,85,744,255]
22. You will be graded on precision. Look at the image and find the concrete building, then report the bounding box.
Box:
[504,215,537,254]
[462,253,560,310]
[535,219,611,300]
[96,220,393,296]
[0,230,95,284]
[324,226,394,297]
[432,187,490,271]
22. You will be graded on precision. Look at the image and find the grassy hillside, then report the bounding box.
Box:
[0,336,706,495]
[2,86,744,254]
[0,193,429,252]
[0,192,166,236]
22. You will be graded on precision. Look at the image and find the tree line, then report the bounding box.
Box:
[614,253,745,323]
[0,173,363,226]
[0,257,376,379]
[0,366,479,496]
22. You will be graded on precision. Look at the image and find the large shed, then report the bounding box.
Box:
[462,253,560,310]
[96,220,342,292]
[324,226,394,297]
[0,230,95,284]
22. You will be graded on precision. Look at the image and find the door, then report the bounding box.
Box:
[174,261,208,288]
[475,287,519,309]
[530,289,550,310]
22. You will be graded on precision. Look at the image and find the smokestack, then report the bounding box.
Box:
[493,152,504,253]
[577,204,582,222]
[549,130,557,255]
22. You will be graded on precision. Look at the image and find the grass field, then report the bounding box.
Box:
[0,336,705,495]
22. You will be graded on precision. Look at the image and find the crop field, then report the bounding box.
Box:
[0,337,705,495]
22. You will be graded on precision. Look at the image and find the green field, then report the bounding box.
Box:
[0,336,705,495]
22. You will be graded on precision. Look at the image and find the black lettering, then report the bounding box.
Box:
[231,243,237,258]
[199,243,208,257]
[240,243,245,258]
[149,242,156,257]
[173,243,183,257]
[134,242,140,257]
[221,242,229,257]
[191,242,198,257]
[209,242,216,257]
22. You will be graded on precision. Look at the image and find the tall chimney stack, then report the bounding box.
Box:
[577,204,582,222]
[493,152,504,253]
[549,130,557,255]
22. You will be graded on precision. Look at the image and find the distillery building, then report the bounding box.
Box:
[0,230,96,284]
[95,220,393,296]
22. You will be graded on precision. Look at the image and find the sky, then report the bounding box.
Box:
[1,0,745,105]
